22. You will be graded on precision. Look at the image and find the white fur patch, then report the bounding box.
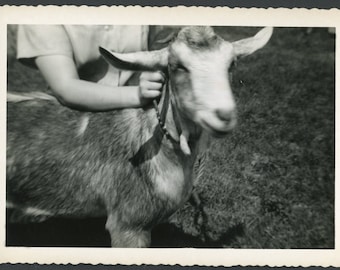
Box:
[24,206,52,216]
[77,115,90,136]
[7,92,57,103]
[151,153,185,203]
[7,201,52,216]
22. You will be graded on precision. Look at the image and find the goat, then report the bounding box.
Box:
[7,26,273,247]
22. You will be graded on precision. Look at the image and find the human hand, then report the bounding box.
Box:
[138,71,165,106]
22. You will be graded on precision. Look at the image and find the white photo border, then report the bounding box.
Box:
[0,5,339,267]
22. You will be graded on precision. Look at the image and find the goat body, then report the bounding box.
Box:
[7,97,198,246]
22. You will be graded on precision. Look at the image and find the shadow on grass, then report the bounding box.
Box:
[6,214,244,248]
[6,216,112,247]
[151,222,244,248]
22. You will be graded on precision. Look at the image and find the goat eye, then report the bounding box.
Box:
[176,63,188,72]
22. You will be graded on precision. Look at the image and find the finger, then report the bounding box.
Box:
[140,81,164,91]
[141,90,161,99]
[140,85,162,96]
[140,71,165,82]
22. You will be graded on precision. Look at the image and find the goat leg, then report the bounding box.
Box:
[189,189,209,243]
[105,213,151,247]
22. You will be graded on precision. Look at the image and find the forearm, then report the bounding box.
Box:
[34,55,163,111]
[55,79,142,111]
[35,55,143,111]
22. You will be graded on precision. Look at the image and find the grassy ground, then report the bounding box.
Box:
[7,26,334,248]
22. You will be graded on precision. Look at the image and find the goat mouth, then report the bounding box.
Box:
[200,119,235,137]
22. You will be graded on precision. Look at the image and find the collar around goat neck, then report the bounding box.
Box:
[153,66,193,156]
[152,74,182,144]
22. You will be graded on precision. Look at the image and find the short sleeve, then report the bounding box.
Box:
[17,25,73,68]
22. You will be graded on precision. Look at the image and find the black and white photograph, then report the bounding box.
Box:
[1,5,339,267]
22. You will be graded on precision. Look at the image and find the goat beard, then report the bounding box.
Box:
[180,129,191,155]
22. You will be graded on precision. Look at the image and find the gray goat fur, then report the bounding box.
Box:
[7,95,198,246]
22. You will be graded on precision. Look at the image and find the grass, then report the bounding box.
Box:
[171,27,335,249]
[7,26,335,248]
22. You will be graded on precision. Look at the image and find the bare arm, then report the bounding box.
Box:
[35,55,164,111]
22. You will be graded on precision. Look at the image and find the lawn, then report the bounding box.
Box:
[6,26,335,248]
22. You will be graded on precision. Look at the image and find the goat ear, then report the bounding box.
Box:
[99,47,169,71]
[232,27,273,57]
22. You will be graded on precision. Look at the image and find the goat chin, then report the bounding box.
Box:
[196,112,237,137]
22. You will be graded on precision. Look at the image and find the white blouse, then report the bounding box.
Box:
[17,25,149,86]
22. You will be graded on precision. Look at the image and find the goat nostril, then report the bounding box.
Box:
[216,109,235,123]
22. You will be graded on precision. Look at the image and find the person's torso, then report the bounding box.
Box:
[64,25,148,86]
